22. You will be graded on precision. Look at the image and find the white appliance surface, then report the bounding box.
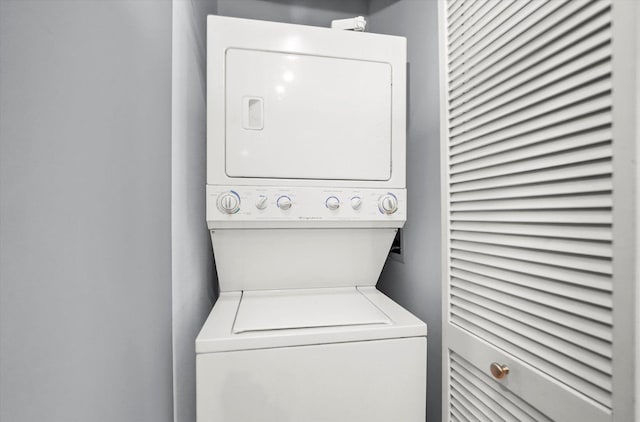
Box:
[196,287,427,422]
[197,336,426,422]
[211,228,396,291]
[206,185,406,229]
[207,15,406,189]
[196,287,426,353]
[233,287,390,333]
[225,48,392,181]
[200,15,423,422]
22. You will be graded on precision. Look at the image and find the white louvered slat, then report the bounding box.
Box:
[450,111,611,158]
[450,80,611,143]
[449,407,468,422]
[444,0,614,417]
[450,144,611,184]
[447,0,465,18]
[451,240,611,274]
[451,367,516,421]
[451,21,611,103]
[451,28,611,116]
[451,28,611,111]
[451,257,611,307]
[451,385,494,422]
[450,209,612,224]
[450,178,612,202]
[449,0,548,70]
[449,44,611,121]
[450,127,611,172]
[448,0,576,73]
[449,61,612,132]
[448,0,479,30]
[451,312,612,407]
[449,194,611,212]
[449,409,467,422]
[450,259,611,314]
[450,144,612,183]
[447,0,462,10]
[450,270,611,324]
[449,96,611,152]
[449,0,557,59]
[450,278,612,347]
[447,0,490,38]
[450,220,611,241]
[449,0,611,95]
[450,353,553,422]
[448,0,519,47]
[447,0,513,50]
[451,366,529,422]
[451,378,500,421]
[450,297,612,374]
[451,230,611,257]
[450,395,477,422]
[450,249,611,292]
[449,0,548,69]
[451,286,612,360]
[451,161,612,193]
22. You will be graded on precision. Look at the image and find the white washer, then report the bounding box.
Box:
[197,287,426,421]
[197,16,426,422]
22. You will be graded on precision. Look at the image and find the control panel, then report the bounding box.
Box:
[207,185,406,228]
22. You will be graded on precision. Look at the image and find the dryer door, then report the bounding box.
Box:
[225,48,392,181]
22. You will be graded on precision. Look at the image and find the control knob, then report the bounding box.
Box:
[277,195,292,210]
[326,196,340,211]
[217,191,240,214]
[255,195,268,210]
[378,194,398,215]
[351,196,362,210]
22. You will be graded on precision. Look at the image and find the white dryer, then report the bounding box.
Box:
[197,16,427,422]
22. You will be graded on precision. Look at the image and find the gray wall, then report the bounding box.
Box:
[368,1,442,421]
[171,1,217,422]
[216,0,368,27]
[0,1,174,421]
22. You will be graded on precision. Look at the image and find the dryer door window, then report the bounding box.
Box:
[225,48,392,181]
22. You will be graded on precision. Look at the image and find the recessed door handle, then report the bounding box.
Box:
[490,362,509,379]
[242,96,263,130]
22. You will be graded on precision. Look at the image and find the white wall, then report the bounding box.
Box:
[0,1,174,422]
[368,1,442,421]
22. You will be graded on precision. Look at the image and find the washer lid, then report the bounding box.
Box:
[233,287,391,334]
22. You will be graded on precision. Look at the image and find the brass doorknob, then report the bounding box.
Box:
[490,362,509,379]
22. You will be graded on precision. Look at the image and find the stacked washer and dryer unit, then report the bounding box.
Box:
[196,16,427,422]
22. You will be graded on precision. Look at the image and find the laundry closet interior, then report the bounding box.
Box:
[1,0,638,422]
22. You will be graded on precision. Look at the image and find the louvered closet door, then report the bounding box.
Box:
[440,0,616,420]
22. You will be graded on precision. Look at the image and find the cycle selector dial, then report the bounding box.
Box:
[217,191,240,214]
[325,196,340,211]
[378,194,398,215]
[351,196,362,210]
[277,195,292,210]
[255,195,268,210]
